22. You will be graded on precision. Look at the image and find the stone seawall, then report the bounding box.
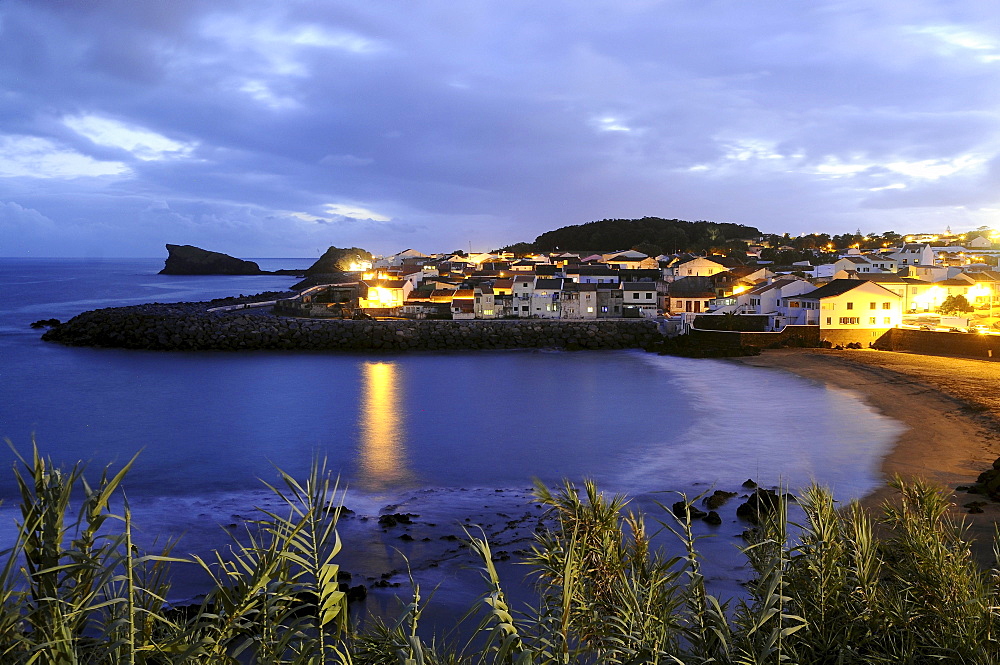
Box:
[872,327,1000,360]
[42,303,663,351]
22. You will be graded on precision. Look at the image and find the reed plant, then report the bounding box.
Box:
[3,441,1000,665]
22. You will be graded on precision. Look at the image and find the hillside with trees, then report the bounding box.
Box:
[502,217,762,256]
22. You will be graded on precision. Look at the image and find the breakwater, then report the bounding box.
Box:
[42,303,663,351]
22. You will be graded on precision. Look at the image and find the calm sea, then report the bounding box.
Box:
[0,257,903,617]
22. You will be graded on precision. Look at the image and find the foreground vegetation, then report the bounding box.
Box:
[2,444,999,664]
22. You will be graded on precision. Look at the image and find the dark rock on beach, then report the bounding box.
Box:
[30,318,61,329]
[159,244,263,275]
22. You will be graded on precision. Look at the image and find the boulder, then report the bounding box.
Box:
[703,490,738,510]
[736,489,782,525]
[159,244,263,275]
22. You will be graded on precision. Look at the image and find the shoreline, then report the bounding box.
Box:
[734,348,1000,563]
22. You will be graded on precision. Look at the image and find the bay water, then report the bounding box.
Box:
[0,257,903,624]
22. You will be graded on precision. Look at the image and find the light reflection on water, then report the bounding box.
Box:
[357,361,413,490]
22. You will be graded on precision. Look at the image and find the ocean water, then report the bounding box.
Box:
[0,257,903,617]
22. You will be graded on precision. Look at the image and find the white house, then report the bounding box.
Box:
[530,278,564,318]
[887,243,935,266]
[671,256,729,279]
[789,279,903,345]
[740,277,814,315]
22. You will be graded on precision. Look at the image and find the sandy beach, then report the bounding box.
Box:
[736,348,1000,562]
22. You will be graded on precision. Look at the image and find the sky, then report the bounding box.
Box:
[2,1,1000,258]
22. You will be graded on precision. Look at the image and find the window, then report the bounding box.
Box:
[846,302,854,310]
[633,293,640,299]
[521,306,528,312]
[601,306,608,313]
[870,302,876,309]
[826,317,832,325]
[586,306,594,313]
[645,292,653,299]
[883,302,891,309]
[839,317,859,325]
[884,317,891,324]
[870,317,876,324]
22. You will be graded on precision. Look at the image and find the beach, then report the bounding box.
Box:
[737,348,1000,562]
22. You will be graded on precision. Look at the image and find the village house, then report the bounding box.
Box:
[667,276,716,314]
[358,279,412,311]
[560,282,598,319]
[668,256,731,279]
[621,282,658,313]
[565,265,620,284]
[787,279,903,345]
[601,250,649,269]
[473,286,498,319]
[887,243,935,266]
[595,283,624,318]
[530,278,564,318]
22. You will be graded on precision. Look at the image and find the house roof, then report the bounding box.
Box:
[748,278,805,295]
[797,278,899,300]
[622,281,657,291]
[363,279,406,289]
[668,276,715,296]
[965,270,1000,282]
[534,278,564,290]
[566,265,618,276]
[858,274,908,284]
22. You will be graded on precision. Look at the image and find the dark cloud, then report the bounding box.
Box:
[2,0,999,257]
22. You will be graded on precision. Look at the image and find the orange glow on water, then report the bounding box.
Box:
[358,362,411,490]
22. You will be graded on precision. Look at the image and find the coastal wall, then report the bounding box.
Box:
[690,325,820,348]
[872,328,1000,359]
[43,304,662,351]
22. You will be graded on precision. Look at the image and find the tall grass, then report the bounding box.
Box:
[1,442,998,664]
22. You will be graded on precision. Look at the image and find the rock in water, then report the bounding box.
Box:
[159,244,263,275]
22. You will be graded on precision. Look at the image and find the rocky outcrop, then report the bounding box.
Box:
[305,247,373,276]
[159,244,263,275]
[42,303,663,352]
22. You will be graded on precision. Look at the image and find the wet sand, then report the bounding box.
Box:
[736,348,1000,563]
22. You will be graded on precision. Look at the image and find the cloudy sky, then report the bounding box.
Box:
[2,1,999,258]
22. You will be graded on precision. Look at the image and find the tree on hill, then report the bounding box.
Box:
[507,217,761,254]
[937,295,974,316]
